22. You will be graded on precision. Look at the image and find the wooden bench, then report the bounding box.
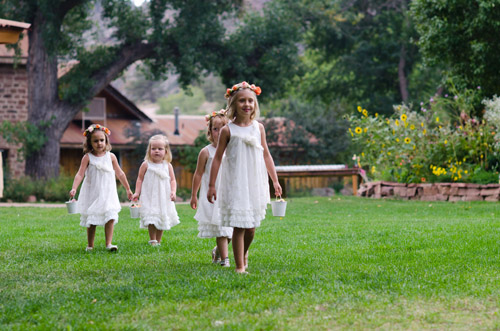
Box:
[273,165,363,197]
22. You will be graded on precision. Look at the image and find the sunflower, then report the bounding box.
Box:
[401,114,407,121]
[404,137,411,144]
[355,127,362,134]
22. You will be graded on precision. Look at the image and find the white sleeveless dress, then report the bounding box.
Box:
[78,152,121,227]
[195,145,233,238]
[139,161,180,230]
[219,121,270,228]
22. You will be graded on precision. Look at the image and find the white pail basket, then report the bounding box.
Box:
[130,204,140,218]
[66,200,78,214]
[271,197,287,217]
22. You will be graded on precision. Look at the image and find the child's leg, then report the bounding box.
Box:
[148,225,157,241]
[156,229,164,243]
[232,228,246,272]
[104,220,115,246]
[216,236,229,260]
[87,225,97,248]
[243,228,255,268]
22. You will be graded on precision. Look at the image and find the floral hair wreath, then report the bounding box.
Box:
[83,124,111,137]
[205,109,227,124]
[224,81,262,99]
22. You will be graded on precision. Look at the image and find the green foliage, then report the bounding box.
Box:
[348,87,499,183]
[0,119,52,159]
[266,97,351,164]
[412,0,500,103]
[220,1,303,101]
[157,86,206,115]
[291,0,441,115]
[1,198,500,329]
[178,131,210,173]
[1,175,75,202]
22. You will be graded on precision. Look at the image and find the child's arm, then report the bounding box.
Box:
[69,154,90,198]
[190,147,209,210]
[132,162,148,201]
[259,123,283,197]
[110,153,133,200]
[207,126,230,203]
[168,162,177,201]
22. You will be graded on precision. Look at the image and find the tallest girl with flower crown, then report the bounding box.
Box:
[70,124,133,252]
[207,82,282,273]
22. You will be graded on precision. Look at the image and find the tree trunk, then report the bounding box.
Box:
[24,11,155,179]
[398,44,409,103]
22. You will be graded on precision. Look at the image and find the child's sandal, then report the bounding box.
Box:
[106,244,118,252]
[148,240,158,246]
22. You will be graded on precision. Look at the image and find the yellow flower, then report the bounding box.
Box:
[436,117,440,123]
[355,127,362,134]
[444,140,447,144]
[362,109,368,117]
[395,120,400,126]
[371,166,376,174]
[412,145,416,150]
[401,114,407,121]
[439,125,442,129]
[396,138,400,142]
[387,152,391,155]
[357,106,362,112]
[349,128,353,137]
[410,124,415,130]
[481,154,484,159]
[465,170,468,174]
[375,113,378,118]
[459,126,463,130]
[361,152,365,157]
[397,105,401,110]
[405,137,411,144]
[364,128,368,133]
[423,129,427,135]
[421,122,424,127]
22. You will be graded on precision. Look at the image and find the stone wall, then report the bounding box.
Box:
[358,181,500,201]
[0,64,28,178]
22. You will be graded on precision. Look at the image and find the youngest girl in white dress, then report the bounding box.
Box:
[133,135,180,246]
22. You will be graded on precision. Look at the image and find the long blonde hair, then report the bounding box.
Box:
[225,89,260,121]
[145,134,172,162]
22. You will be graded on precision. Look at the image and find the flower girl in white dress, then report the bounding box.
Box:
[190,110,233,267]
[70,124,133,252]
[132,135,180,246]
[207,82,282,273]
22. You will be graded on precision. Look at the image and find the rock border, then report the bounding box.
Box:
[358,181,500,201]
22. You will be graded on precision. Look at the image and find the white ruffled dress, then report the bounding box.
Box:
[218,121,270,228]
[139,161,180,230]
[78,152,121,227]
[194,145,233,238]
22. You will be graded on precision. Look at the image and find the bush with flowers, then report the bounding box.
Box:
[348,87,500,184]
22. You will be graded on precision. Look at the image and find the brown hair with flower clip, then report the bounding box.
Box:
[205,109,228,143]
[83,124,112,154]
[225,81,261,121]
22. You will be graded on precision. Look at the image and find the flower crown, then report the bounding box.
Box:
[205,109,227,124]
[83,124,111,137]
[224,81,262,99]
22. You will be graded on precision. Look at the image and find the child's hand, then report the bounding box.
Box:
[207,186,216,204]
[190,196,198,210]
[273,181,283,197]
[126,189,133,201]
[170,192,176,201]
[69,189,76,198]
[131,193,139,201]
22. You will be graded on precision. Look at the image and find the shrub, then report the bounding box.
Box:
[348,87,500,184]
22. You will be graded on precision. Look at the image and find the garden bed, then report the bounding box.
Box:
[358,181,500,201]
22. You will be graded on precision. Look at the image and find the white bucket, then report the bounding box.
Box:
[65,200,78,214]
[130,205,140,218]
[271,198,287,217]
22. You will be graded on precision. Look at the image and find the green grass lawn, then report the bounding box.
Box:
[0,197,499,330]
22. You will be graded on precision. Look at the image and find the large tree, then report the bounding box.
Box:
[0,0,240,178]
